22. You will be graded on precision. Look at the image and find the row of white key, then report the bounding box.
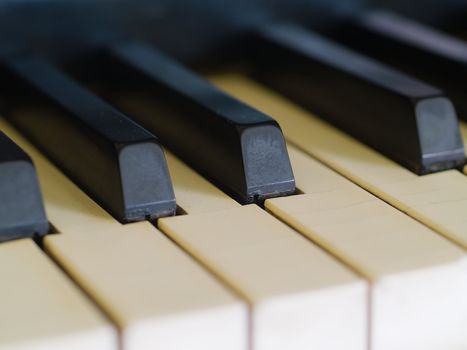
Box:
[1,73,467,350]
[212,75,467,349]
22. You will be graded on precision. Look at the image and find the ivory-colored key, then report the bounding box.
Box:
[0,239,116,350]
[46,223,246,350]
[0,118,247,350]
[211,74,467,249]
[159,153,367,350]
[266,145,467,350]
[165,152,240,214]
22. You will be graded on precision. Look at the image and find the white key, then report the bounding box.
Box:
[160,153,368,350]
[0,239,116,350]
[267,145,467,350]
[46,223,246,350]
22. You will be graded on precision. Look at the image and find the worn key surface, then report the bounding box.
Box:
[0,55,176,223]
[160,152,367,350]
[251,23,465,175]
[80,42,295,204]
[212,75,467,249]
[0,131,48,242]
[0,238,117,350]
[266,145,467,350]
[0,118,247,350]
[331,11,467,121]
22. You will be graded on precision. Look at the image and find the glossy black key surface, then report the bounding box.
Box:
[86,42,295,204]
[330,11,467,121]
[251,23,465,175]
[0,56,176,223]
[0,131,48,242]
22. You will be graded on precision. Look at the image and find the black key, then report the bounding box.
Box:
[0,131,48,242]
[251,23,465,175]
[330,11,467,122]
[0,56,176,223]
[83,42,295,204]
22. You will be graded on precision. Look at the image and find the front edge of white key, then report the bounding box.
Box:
[123,302,246,350]
[253,282,366,350]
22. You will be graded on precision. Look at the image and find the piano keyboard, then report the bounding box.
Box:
[1,6,467,350]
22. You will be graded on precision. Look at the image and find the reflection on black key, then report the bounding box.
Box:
[0,56,176,223]
[331,11,467,121]
[86,42,295,204]
[0,131,48,242]
[252,23,465,175]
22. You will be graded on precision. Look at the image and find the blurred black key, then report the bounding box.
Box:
[252,23,465,175]
[0,56,176,223]
[330,11,467,121]
[85,42,295,204]
[0,131,48,242]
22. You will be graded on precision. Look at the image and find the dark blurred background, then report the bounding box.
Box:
[1,0,466,65]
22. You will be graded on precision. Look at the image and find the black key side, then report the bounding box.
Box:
[0,56,176,223]
[251,23,465,175]
[83,42,295,204]
[0,131,48,242]
[330,11,467,121]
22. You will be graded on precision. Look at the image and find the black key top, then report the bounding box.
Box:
[0,131,48,242]
[251,23,465,175]
[84,42,295,204]
[330,11,467,122]
[0,56,176,223]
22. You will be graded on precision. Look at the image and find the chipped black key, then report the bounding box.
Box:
[0,131,48,242]
[330,11,467,122]
[251,23,465,175]
[0,56,176,223]
[84,42,295,204]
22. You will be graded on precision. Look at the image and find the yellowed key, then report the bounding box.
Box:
[212,74,467,250]
[166,152,240,214]
[0,119,247,350]
[160,153,367,350]
[265,145,467,350]
[0,239,116,350]
[46,223,246,350]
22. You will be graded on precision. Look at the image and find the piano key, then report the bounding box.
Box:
[160,207,366,350]
[0,55,176,223]
[331,11,467,121]
[0,128,121,236]
[159,151,367,350]
[211,75,467,249]
[0,118,247,350]
[84,42,295,204]
[0,131,48,242]
[0,238,117,350]
[165,152,240,214]
[251,23,465,175]
[46,224,247,350]
[266,144,467,350]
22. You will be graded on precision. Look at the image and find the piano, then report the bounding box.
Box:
[0,1,466,349]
